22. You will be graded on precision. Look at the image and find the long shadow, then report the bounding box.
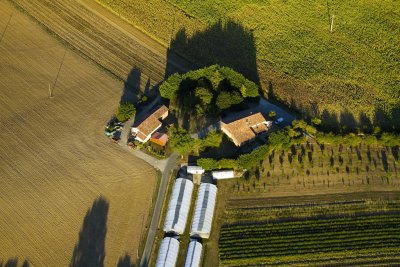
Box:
[162,19,259,131]
[381,150,389,172]
[120,68,142,104]
[70,197,109,267]
[374,106,400,132]
[165,19,259,84]
[0,259,29,267]
[117,254,135,267]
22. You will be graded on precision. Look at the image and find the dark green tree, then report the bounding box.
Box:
[116,103,136,122]
[168,127,195,155]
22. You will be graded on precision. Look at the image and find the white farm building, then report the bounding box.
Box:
[212,170,235,180]
[163,178,194,235]
[190,183,218,239]
[155,237,179,267]
[184,240,203,267]
[187,165,205,175]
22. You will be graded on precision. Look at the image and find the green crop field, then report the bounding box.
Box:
[219,200,400,266]
[98,0,400,131]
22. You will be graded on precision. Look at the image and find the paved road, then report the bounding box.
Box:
[139,153,178,267]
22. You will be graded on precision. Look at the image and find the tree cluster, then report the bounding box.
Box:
[160,65,259,118]
[168,127,223,155]
[316,132,400,147]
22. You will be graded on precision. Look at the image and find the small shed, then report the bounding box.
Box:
[184,240,203,267]
[212,170,235,180]
[156,237,179,267]
[150,132,168,147]
[187,166,205,175]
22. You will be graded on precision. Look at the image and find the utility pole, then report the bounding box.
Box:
[48,83,53,98]
[330,14,335,33]
[50,47,67,98]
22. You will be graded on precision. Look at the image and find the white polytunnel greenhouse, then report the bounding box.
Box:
[184,240,203,267]
[163,178,194,235]
[155,237,179,267]
[190,183,218,239]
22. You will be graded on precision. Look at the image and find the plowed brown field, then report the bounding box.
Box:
[0,1,156,265]
[8,0,191,90]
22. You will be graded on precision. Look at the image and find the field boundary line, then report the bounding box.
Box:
[0,11,13,44]
[7,0,124,82]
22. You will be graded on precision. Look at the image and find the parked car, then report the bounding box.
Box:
[275,117,284,125]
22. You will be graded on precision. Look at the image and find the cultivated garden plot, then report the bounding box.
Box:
[230,142,399,196]
[219,199,400,266]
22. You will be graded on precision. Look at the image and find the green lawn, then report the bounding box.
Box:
[98,0,399,130]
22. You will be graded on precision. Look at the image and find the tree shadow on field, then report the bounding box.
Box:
[120,68,142,104]
[70,197,109,267]
[116,254,135,267]
[374,106,400,132]
[0,258,29,267]
[165,19,259,84]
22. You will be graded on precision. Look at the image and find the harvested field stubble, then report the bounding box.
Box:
[0,2,155,266]
[8,0,190,92]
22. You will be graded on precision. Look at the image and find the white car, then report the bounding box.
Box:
[275,117,284,125]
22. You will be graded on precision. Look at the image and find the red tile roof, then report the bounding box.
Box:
[221,112,268,146]
[134,105,168,140]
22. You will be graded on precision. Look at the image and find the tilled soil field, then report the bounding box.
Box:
[8,0,191,91]
[0,1,156,265]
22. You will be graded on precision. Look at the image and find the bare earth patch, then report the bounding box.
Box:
[0,1,156,265]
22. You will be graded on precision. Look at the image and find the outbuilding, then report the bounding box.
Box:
[163,178,194,235]
[132,105,168,143]
[212,170,235,180]
[187,166,205,175]
[155,237,179,267]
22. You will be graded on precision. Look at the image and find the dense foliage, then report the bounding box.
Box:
[168,127,223,155]
[316,132,400,147]
[197,158,239,171]
[116,103,136,122]
[168,126,194,155]
[197,145,270,171]
[160,65,259,118]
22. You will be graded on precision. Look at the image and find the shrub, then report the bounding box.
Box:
[268,110,277,119]
[168,126,195,155]
[268,130,292,150]
[237,145,270,170]
[199,130,223,149]
[116,103,136,122]
[197,158,218,171]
